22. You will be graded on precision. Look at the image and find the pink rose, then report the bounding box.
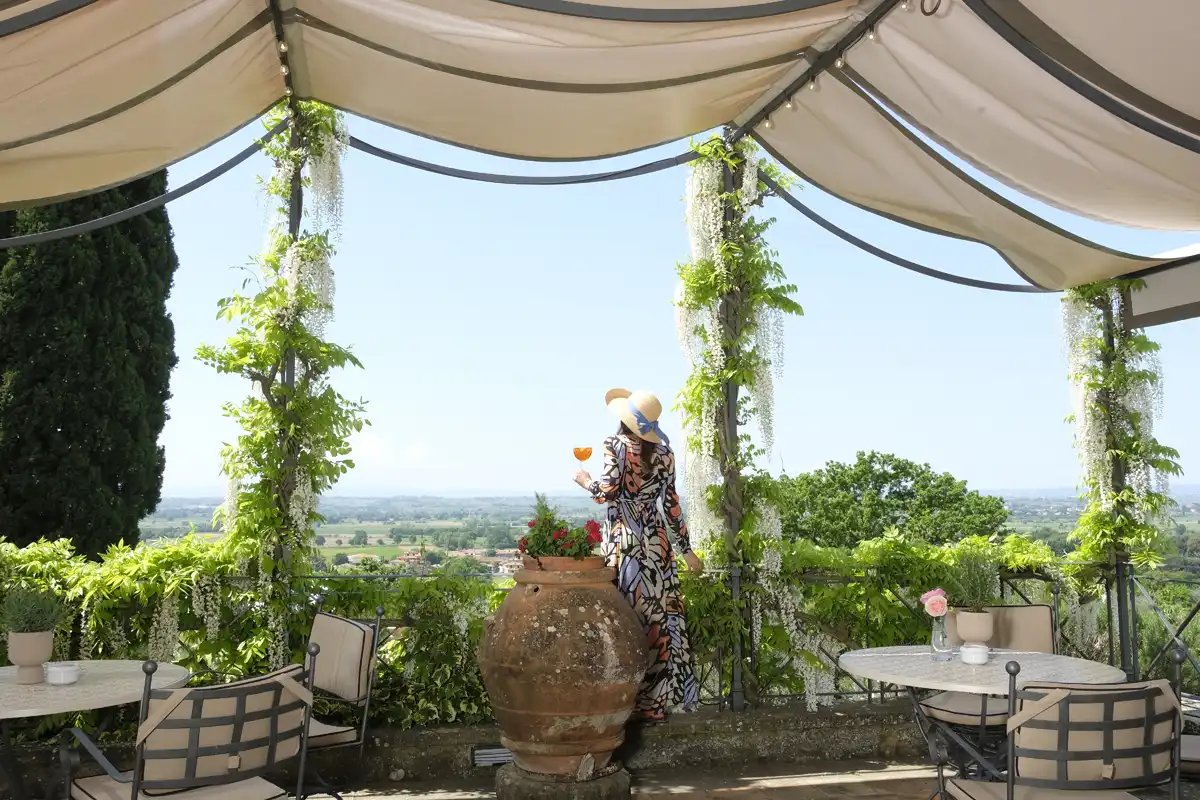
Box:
[924,595,949,618]
[920,588,946,604]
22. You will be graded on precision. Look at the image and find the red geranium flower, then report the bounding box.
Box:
[587,530,602,544]
[553,529,565,540]
[518,537,528,552]
[584,520,601,536]
[527,520,536,528]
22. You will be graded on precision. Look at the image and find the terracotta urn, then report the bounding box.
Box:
[8,630,53,684]
[478,555,647,776]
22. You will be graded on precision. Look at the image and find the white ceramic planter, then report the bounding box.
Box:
[8,630,54,684]
[955,610,994,648]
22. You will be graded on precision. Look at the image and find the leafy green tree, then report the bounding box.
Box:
[388,527,404,543]
[315,535,326,546]
[334,538,343,546]
[776,451,1009,548]
[0,173,179,557]
[349,530,368,547]
[422,551,443,565]
[332,552,349,566]
[437,555,489,575]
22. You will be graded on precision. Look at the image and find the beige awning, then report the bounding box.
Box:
[3,0,1200,318]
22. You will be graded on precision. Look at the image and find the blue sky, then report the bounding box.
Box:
[160,116,1200,498]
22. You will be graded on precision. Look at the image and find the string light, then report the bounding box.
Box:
[278,41,288,53]
[834,56,845,69]
[784,97,794,110]
[284,87,293,96]
[280,64,289,75]
[808,79,817,91]
[763,117,774,130]
[867,28,877,41]
[901,0,910,8]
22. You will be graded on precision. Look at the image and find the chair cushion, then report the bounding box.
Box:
[920,691,1009,726]
[947,777,1136,800]
[1181,734,1200,774]
[141,664,307,789]
[310,612,374,703]
[1014,680,1173,784]
[73,773,286,800]
[309,717,359,749]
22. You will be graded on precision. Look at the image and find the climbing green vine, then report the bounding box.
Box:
[675,133,809,705]
[197,101,367,668]
[1062,278,1180,569]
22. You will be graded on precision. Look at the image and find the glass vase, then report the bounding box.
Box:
[930,615,953,662]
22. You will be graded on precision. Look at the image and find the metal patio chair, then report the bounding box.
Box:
[62,645,320,800]
[920,605,1056,776]
[945,650,1185,800]
[301,608,384,799]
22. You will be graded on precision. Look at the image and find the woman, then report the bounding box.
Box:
[573,388,703,726]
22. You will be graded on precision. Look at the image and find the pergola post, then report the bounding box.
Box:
[1097,286,1137,680]
[717,131,748,711]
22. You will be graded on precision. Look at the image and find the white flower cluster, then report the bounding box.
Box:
[674,283,704,368]
[683,446,723,554]
[739,157,760,206]
[149,593,180,663]
[307,113,349,242]
[794,630,838,712]
[223,477,240,531]
[686,158,723,268]
[190,575,222,642]
[289,466,317,533]
[281,240,335,337]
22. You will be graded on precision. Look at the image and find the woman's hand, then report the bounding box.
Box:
[573,469,593,489]
[683,552,703,573]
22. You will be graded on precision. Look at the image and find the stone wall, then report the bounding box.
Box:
[2,700,922,797]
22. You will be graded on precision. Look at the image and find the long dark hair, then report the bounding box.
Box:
[619,423,656,479]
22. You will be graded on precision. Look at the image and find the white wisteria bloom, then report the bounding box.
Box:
[739,157,760,206]
[149,593,180,663]
[686,158,723,268]
[307,113,348,241]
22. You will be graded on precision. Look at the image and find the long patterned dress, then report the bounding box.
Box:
[588,433,699,721]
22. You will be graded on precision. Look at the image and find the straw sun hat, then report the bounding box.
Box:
[605,388,669,446]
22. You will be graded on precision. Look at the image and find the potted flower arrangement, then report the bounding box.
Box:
[2,587,65,685]
[949,546,1000,657]
[478,494,645,780]
[517,493,604,563]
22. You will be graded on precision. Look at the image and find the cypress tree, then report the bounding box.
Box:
[0,173,179,557]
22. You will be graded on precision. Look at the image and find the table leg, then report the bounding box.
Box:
[0,720,30,800]
[907,688,1006,797]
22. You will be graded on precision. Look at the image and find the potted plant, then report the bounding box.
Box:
[478,494,645,780]
[949,546,1000,653]
[2,587,65,684]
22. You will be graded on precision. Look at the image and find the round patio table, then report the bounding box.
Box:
[838,645,1127,694]
[0,659,189,719]
[0,660,190,800]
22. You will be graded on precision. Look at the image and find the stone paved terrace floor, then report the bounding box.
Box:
[343,762,1200,799]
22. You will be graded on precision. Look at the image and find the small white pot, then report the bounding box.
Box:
[955,610,994,648]
[8,630,54,685]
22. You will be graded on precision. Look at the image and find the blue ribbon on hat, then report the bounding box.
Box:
[628,398,668,446]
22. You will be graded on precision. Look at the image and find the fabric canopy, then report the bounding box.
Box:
[3,0,1200,319]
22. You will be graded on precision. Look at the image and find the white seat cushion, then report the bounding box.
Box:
[309,717,359,749]
[920,691,1009,726]
[73,773,286,800]
[947,777,1136,800]
[1182,734,1200,774]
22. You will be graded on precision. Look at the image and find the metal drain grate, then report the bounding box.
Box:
[472,745,514,767]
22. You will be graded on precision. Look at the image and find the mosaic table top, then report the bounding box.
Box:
[0,660,189,720]
[839,645,1127,695]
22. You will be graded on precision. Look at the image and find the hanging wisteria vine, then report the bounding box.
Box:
[675,134,828,707]
[198,101,367,668]
[1062,279,1180,569]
